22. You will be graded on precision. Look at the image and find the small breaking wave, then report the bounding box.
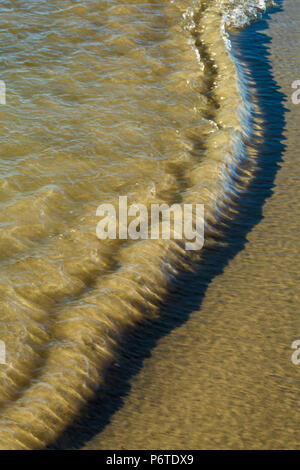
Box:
[0,0,276,449]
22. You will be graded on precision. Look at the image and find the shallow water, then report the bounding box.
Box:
[0,0,298,449]
[83,0,300,450]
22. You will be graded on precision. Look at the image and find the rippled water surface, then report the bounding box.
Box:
[0,0,298,449]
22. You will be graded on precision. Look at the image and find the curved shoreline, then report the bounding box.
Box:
[49,1,286,450]
[0,0,278,450]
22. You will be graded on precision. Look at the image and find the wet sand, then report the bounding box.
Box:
[0,0,298,449]
[83,1,300,450]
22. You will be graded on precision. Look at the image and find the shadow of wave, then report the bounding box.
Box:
[49,1,287,450]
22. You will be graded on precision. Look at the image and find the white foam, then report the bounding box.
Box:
[219,0,276,29]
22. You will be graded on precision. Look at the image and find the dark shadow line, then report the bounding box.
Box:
[49,0,287,450]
